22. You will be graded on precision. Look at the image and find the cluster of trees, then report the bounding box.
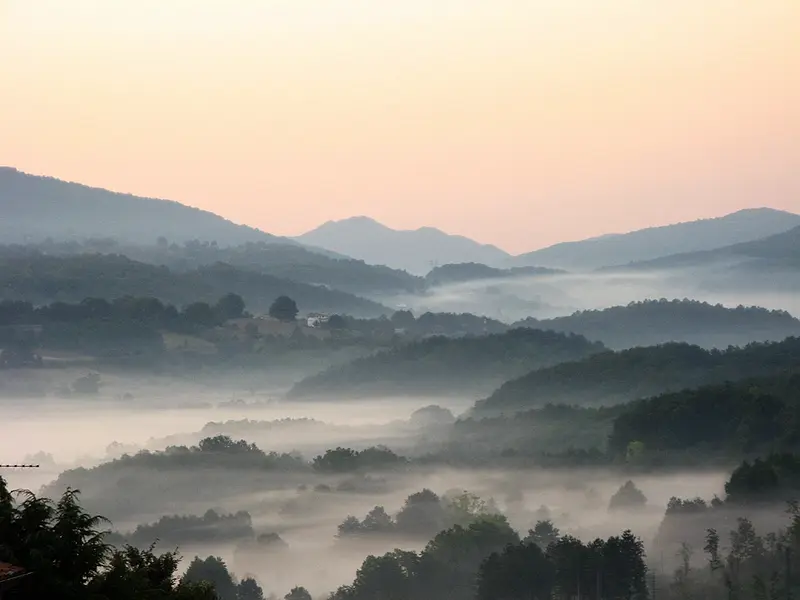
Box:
[476,337,800,414]
[652,500,800,599]
[289,328,604,398]
[0,293,247,328]
[0,476,232,599]
[0,294,250,360]
[327,514,649,600]
[311,446,406,473]
[515,299,800,350]
[336,490,499,540]
[0,253,388,318]
[114,509,255,548]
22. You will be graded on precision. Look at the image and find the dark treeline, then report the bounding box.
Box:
[0,253,388,318]
[476,337,800,414]
[0,237,425,295]
[336,489,500,541]
[289,328,605,399]
[0,293,246,327]
[110,509,255,549]
[0,293,248,364]
[424,262,563,286]
[514,299,800,350]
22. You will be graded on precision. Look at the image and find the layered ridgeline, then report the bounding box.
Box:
[512,208,800,270]
[0,239,423,296]
[446,371,800,465]
[473,336,800,415]
[611,224,800,272]
[0,167,293,246]
[288,328,605,399]
[514,299,800,350]
[0,253,389,317]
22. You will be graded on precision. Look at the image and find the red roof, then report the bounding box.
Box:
[0,562,26,581]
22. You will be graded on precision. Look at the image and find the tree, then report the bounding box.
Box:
[269,296,299,322]
[237,577,265,600]
[215,293,246,321]
[182,556,238,600]
[0,477,217,600]
[285,586,312,600]
[361,506,394,533]
[608,480,647,511]
[525,519,561,550]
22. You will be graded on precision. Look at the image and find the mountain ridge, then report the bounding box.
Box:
[513,207,800,270]
[295,215,511,274]
[0,167,298,248]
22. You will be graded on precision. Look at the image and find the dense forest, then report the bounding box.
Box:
[515,299,800,350]
[288,328,605,398]
[424,262,562,286]
[0,253,389,317]
[474,337,800,415]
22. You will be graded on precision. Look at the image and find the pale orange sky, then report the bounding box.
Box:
[1,0,799,253]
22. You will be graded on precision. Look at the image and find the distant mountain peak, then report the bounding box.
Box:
[296,216,510,274]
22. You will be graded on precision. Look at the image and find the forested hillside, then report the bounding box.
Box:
[474,337,800,414]
[0,239,423,296]
[0,254,389,317]
[289,328,605,399]
[515,299,800,349]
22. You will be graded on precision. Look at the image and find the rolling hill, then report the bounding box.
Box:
[513,208,800,270]
[0,167,295,247]
[0,253,390,317]
[514,299,800,350]
[472,336,800,415]
[295,216,511,274]
[287,328,605,399]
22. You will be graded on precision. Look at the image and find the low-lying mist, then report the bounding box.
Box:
[389,269,800,322]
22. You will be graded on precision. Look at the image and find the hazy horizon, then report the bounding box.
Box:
[2,1,799,253]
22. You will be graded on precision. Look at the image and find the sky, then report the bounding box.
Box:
[1,1,799,253]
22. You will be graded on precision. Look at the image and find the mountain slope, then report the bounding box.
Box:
[0,253,390,317]
[473,337,800,415]
[296,216,510,274]
[514,299,800,350]
[513,208,800,270]
[0,167,293,247]
[287,328,605,399]
[609,225,800,271]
